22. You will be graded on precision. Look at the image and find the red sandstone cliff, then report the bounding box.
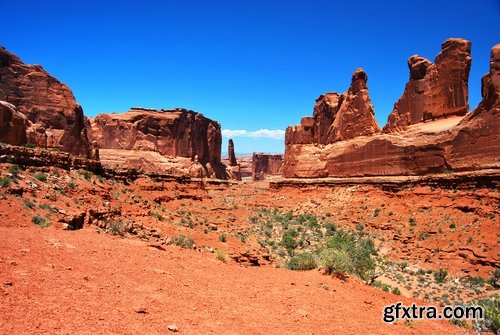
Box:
[88,107,225,178]
[283,40,499,178]
[286,68,380,145]
[0,47,91,157]
[384,38,471,132]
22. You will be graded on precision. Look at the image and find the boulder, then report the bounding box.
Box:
[0,100,28,145]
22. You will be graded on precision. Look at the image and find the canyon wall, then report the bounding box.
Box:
[284,39,499,178]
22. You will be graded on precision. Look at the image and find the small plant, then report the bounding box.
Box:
[170,235,194,249]
[108,219,127,236]
[8,164,21,176]
[24,198,36,209]
[472,296,499,335]
[434,268,448,283]
[287,252,317,271]
[219,233,227,242]
[0,177,10,188]
[34,172,47,182]
[149,211,164,221]
[373,208,381,217]
[32,214,49,227]
[214,249,228,262]
[392,287,401,295]
[388,211,394,216]
[487,268,500,289]
[449,223,456,229]
[409,217,416,226]
[25,143,36,148]
[53,168,60,177]
[81,170,92,180]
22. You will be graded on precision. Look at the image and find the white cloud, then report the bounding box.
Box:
[222,129,285,140]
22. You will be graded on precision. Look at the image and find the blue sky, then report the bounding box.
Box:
[2,1,499,154]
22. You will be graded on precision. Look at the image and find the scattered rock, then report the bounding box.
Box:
[167,324,179,332]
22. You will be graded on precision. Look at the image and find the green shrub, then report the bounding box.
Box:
[317,230,376,281]
[0,177,10,188]
[32,214,49,228]
[473,296,499,335]
[170,235,194,249]
[281,230,298,251]
[287,252,317,271]
[34,172,47,182]
[149,211,164,221]
[392,287,401,295]
[409,217,416,226]
[25,143,36,148]
[434,268,448,283]
[373,208,381,217]
[219,233,227,242]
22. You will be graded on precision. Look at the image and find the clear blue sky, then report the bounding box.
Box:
[2,0,499,154]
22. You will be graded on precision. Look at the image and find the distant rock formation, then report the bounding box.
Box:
[252,153,283,180]
[384,38,472,132]
[228,139,237,166]
[283,40,499,178]
[225,139,241,181]
[88,107,225,178]
[286,68,380,145]
[0,47,91,157]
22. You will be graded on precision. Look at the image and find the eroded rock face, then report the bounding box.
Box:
[0,101,28,145]
[0,47,91,157]
[286,68,380,145]
[252,153,283,180]
[283,41,499,178]
[385,38,471,132]
[89,107,225,178]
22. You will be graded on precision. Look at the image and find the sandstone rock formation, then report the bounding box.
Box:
[0,47,91,157]
[283,40,499,178]
[286,68,380,145]
[0,101,28,145]
[225,139,241,181]
[89,107,225,178]
[228,139,237,166]
[385,38,471,132]
[252,153,283,180]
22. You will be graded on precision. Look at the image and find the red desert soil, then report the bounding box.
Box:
[1,164,496,334]
[1,225,458,335]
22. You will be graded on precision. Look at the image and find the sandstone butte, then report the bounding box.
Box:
[88,108,225,179]
[0,47,91,157]
[283,38,500,178]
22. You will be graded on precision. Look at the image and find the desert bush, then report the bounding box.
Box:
[170,235,195,249]
[108,219,127,236]
[317,229,376,281]
[34,172,47,182]
[24,198,36,209]
[287,252,317,271]
[219,233,227,242]
[149,211,164,221]
[0,177,10,188]
[472,296,499,335]
[434,268,448,283]
[215,249,228,262]
[25,143,36,148]
[32,214,49,227]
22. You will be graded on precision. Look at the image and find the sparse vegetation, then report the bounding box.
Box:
[32,214,49,227]
[434,268,448,283]
[34,172,47,182]
[170,235,195,249]
[287,252,317,271]
[219,233,227,242]
[108,219,127,236]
